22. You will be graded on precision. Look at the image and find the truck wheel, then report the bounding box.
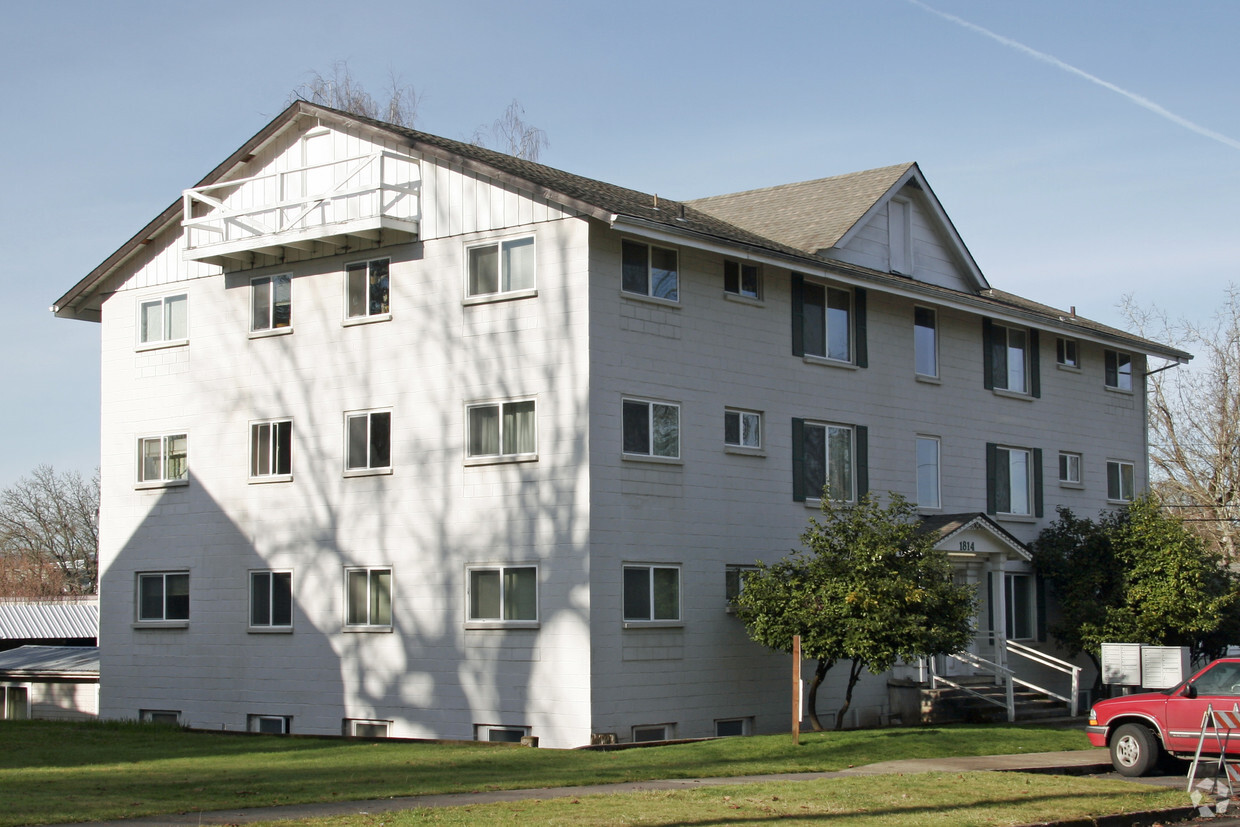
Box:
[1111,723,1160,777]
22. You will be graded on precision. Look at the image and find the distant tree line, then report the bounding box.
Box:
[0,465,99,596]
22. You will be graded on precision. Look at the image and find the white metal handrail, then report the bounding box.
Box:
[930,651,1016,722]
[1005,639,1082,716]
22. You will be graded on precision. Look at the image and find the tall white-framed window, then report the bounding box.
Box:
[622,399,680,459]
[345,567,392,630]
[467,565,538,625]
[1107,460,1135,502]
[623,564,680,623]
[137,434,188,486]
[724,409,761,450]
[466,400,536,462]
[916,436,940,509]
[251,274,291,333]
[138,293,188,347]
[987,444,1038,517]
[1004,573,1036,641]
[1105,350,1133,391]
[467,236,535,298]
[889,197,912,275]
[914,307,937,377]
[1059,452,1082,485]
[345,410,391,474]
[621,239,678,301]
[250,570,292,630]
[137,572,189,623]
[345,259,390,320]
[723,260,761,299]
[250,420,292,480]
[989,323,1029,393]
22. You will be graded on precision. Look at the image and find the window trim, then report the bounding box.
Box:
[249,570,293,632]
[622,564,682,626]
[343,409,393,476]
[914,306,938,378]
[1058,451,1083,487]
[1056,337,1079,370]
[464,234,537,303]
[464,399,538,465]
[1105,350,1134,393]
[249,419,293,483]
[983,319,1040,398]
[916,435,941,510]
[724,408,763,454]
[475,723,532,743]
[465,564,539,628]
[723,259,762,301]
[343,566,393,631]
[714,717,752,737]
[343,258,391,324]
[136,292,189,350]
[1107,459,1136,502]
[248,714,292,734]
[344,718,391,738]
[250,273,292,336]
[792,419,865,504]
[791,275,867,368]
[136,433,189,489]
[621,397,681,461]
[620,239,679,303]
[986,443,1043,519]
[135,571,190,627]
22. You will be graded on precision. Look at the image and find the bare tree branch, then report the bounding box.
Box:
[290,61,420,127]
[0,465,99,595]
[471,99,549,161]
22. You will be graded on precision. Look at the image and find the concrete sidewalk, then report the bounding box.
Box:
[54,748,1199,827]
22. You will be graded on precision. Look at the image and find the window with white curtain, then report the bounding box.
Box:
[466,400,536,461]
[467,236,535,297]
[138,293,188,346]
[137,434,188,485]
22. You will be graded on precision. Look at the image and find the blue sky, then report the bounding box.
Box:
[1,0,1236,488]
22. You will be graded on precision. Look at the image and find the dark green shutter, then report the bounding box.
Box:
[791,274,805,357]
[985,442,998,515]
[855,424,868,499]
[1035,575,1048,642]
[982,319,995,389]
[792,418,806,501]
[1029,328,1041,398]
[986,573,995,636]
[854,288,867,368]
[1033,447,1044,517]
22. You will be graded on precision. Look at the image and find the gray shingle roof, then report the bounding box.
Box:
[0,598,98,641]
[0,645,99,677]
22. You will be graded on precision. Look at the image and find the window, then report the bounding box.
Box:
[723,260,760,299]
[138,434,188,485]
[889,197,912,274]
[251,274,291,332]
[799,280,855,362]
[724,409,761,450]
[466,400,536,460]
[914,307,937,377]
[248,715,291,734]
[715,718,751,737]
[792,420,866,502]
[137,572,189,622]
[983,320,1040,396]
[1005,574,1036,641]
[1,686,28,720]
[916,437,940,509]
[250,571,292,629]
[725,565,756,605]
[1059,452,1082,485]
[345,719,390,738]
[138,293,188,346]
[1107,460,1136,502]
[140,710,181,725]
[632,724,672,742]
[622,399,680,458]
[986,444,1043,518]
[345,411,391,472]
[1056,337,1078,368]
[345,259,390,319]
[345,567,392,629]
[623,565,680,622]
[250,420,292,479]
[621,240,678,301]
[467,236,535,297]
[1105,350,1133,391]
[476,724,530,743]
[468,566,537,622]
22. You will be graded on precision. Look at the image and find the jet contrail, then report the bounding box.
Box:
[908,0,1240,151]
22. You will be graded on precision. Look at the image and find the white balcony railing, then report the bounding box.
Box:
[181,150,419,261]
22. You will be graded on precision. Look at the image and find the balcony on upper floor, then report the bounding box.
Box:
[181,150,420,270]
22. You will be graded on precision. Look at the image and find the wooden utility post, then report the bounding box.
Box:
[792,634,801,745]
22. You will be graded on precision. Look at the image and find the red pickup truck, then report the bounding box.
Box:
[1087,657,1240,776]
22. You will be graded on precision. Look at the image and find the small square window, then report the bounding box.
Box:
[467,400,536,459]
[251,274,291,332]
[1107,460,1135,501]
[623,399,680,458]
[137,572,189,622]
[248,714,291,734]
[138,434,188,485]
[250,420,292,479]
[345,567,392,629]
[1056,337,1078,368]
[724,409,761,449]
[345,259,390,319]
[623,565,680,622]
[250,571,292,629]
[1059,452,1082,485]
[723,260,760,299]
[138,294,188,346]
[468,566,538,623]
[345,411,391,472]
[622,240,678,301]
[468,237,535,297]
[1105,350,1133,391]
[725,565,756,605]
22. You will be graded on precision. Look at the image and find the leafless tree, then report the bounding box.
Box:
[471,99,549,161]
[0,466,99,595]
[291,61,421,127]
[1123,288,1240,563]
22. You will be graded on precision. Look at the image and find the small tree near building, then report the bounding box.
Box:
[736,493,975,730]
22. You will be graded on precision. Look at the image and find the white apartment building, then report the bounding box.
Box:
[54,101,1188,747]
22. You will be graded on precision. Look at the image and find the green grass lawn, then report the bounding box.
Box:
[0,720,1100,826]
